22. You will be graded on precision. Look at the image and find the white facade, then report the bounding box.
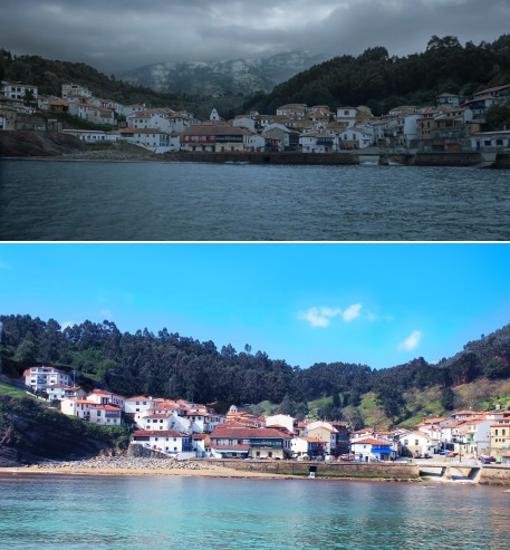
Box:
[1,81,38,100]
[87,389,125,410]
[400,431,437,457]
[291,436,309,457]
[62,129,120,143]
[470,131,510,151]
[62,83,92,99]
[24,366,72,392]
[120,128,173,153]
[299,132,338,153]
[47,385,86,402]
[336,107,357,128]
[233,116,256,132]
[61,398,121,425]
[266,414,296,434]
[131,430,192,455]
[338,126,373,149]
[243,132,265,151]
[124,396,154,415]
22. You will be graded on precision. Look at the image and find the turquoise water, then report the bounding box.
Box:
[0,476,509,549]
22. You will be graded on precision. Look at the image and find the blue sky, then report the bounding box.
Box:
[0,244,509,370]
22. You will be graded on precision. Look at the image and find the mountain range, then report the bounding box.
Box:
[119,51,329,97]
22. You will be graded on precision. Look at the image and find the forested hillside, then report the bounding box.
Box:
[1,314,509,426]
[0,50,242,118]
[244,35,510,115]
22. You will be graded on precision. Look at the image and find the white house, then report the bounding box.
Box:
[47,385,86,402]
[62,83,92,99]
[265,414,297,434]
[276,104,307,118]
[243,131,266,151]
[1,81,38,100]
[233,115,257,132]
[299,130,338,153]
[119,128,173,153]
[338,126,373,149]
[192,433,209,457]
[131,430,192,456]
[290,436,310,458]
[124,396,155,415]
[336,107,357,128]
[61,399,122,425]
[470,130,510,151]
[87,389,125,410]
[24,366,72,392]
[62,129,120,143]
[400,431,437,458]
[68,103,115,126]
[351,437,392,462]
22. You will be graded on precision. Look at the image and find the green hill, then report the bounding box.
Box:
[243,34,510,116]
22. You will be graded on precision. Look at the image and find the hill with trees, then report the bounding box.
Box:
[0,50,243,119]
[1,314,509,429]
[243,35,510,116]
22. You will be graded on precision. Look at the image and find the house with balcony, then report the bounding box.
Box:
[47,385,86,402]
[351,437,392,462]
[299,130,338,153]
[23,366,72,393]
[181,123,245,152]
[131,430,193,455]
[210,424,292,459]
[1,81,38,100]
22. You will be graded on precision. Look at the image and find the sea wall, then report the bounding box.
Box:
[413,152,482,166]
[203,459,420,480]
[494,153,510,169]
[163,151,358,165]
[479,464,510,485]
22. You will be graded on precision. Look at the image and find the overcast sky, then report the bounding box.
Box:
[1,0,509,72]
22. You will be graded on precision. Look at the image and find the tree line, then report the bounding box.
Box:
[243,35,510,117]
[1,314,509,418]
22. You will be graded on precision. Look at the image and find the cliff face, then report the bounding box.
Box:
[0,131,83,157]
[0,395,125,466]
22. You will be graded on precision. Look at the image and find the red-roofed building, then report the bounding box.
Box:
[210,425,292,459]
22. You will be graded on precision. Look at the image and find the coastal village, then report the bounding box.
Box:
[1,79,510,156]
[23,365,510,464]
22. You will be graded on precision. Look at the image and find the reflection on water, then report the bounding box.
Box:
[0,476,509,549]
[1,160,509,240]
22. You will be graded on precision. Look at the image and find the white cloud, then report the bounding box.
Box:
[299,303,362,328]
[342,303,362,322]
[398,330,422,351]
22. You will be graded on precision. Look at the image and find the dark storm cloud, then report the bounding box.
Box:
[1,0,509,71]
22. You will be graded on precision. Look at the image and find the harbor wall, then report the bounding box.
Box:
[478,464,510,485]
[202,459,420,480]
[494,153,510,169]
[412,152,482,166]
[163,151,358,165]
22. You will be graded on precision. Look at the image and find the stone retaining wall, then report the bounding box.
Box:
[478,464,510,485]
[163,151,358,165]
[202,459,420,480]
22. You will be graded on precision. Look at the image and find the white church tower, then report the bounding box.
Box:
[209,108,221,122]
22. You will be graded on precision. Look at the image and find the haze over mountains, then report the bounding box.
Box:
[119,51,329,97]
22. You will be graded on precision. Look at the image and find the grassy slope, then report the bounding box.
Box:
[253,377,510,429]
[0,381,35,400]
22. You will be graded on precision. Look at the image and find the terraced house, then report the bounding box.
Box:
[210,424,292,459]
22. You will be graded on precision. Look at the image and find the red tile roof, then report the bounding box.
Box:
[211,426,291,440]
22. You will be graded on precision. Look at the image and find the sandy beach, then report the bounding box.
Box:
[0,457,295,479]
